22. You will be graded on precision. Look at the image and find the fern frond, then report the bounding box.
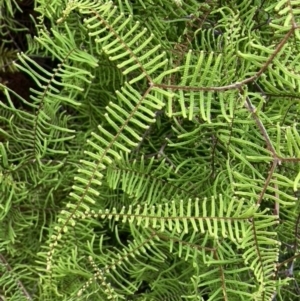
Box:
[1,0,300,300]
[68,196,282,300]
[0,46,18,73]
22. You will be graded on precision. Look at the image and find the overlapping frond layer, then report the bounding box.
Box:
[71,197,282,300]
[1,0,300,300]
[36,0,300,299]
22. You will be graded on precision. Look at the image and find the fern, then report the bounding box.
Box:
[0,0,300,300]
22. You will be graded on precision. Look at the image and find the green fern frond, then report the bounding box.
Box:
[1,0,300,300]
[69,197,282,300]
[0,46,18,73]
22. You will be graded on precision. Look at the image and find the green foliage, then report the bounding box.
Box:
[0,0,300,300]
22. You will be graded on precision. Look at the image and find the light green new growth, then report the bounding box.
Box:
[0,0,300,300]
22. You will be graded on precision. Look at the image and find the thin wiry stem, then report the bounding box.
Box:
[0,254,33,301]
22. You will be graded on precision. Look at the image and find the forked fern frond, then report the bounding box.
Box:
[71,197,282,300]
[1,0,300,300]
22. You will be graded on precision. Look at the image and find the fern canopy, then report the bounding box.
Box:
[0,0,300,300]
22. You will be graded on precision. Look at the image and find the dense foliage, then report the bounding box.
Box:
[0,0,300,300]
